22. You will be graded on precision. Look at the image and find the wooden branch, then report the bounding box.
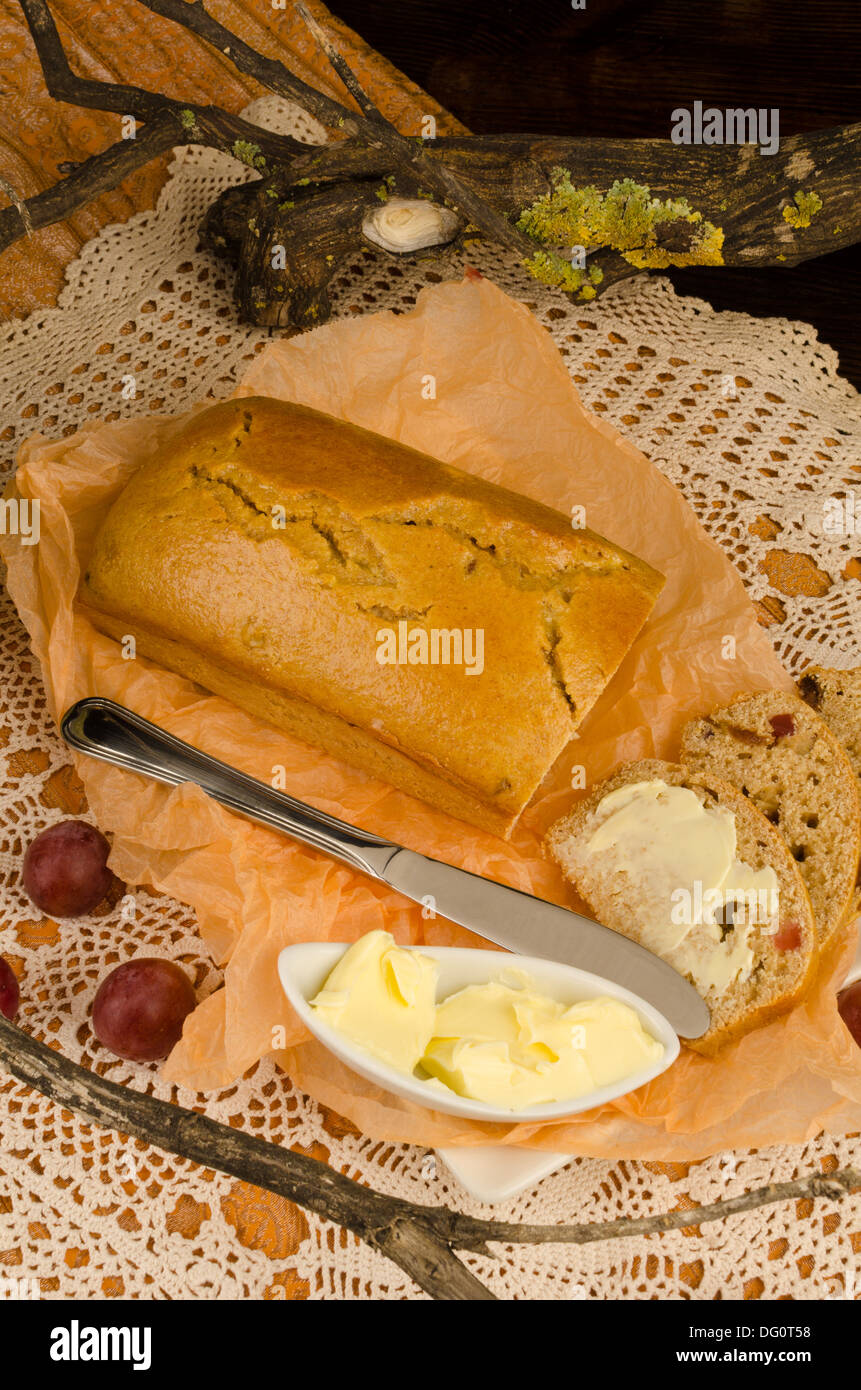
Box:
[295,2,394,123]
[1,1013,858,1299]
[8,0,859,327]
[199,177,426,330]
[19,0,307,161]
[417,127,861,269]
[21,0,182,121]
[445,1167,861,1254]
[0,174,33,238]
[0,1013,492,1300]
[199,123,861,273]
[294,2,536,262]
[0,113,178,251]
[136,0,358,133]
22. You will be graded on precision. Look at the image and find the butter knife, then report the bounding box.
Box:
[61,697,709,1038]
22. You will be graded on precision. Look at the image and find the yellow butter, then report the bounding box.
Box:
[584,780,779,995]
[310,934,664,1111]
[310,930,437,1071]
[423,978,662,1108]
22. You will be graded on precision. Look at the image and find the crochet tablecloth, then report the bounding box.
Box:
[0,1,859,1301]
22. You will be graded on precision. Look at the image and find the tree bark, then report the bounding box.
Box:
[2,0,857,328]
[1,1013,857,1300]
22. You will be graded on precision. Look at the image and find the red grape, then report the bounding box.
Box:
[0,958,19,1021]
[22,820,113,917]
[838,980,861,1048]
[92,958,196,1062]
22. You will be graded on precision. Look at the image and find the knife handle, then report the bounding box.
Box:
[61,698,708,1038]
[60,697,400,879]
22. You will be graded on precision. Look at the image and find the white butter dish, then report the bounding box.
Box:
[278,942,679,1124]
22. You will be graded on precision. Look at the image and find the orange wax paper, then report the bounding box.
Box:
[4,275,860,1157]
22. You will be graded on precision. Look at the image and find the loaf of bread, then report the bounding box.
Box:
[545,760,818,1053]
[680,691,861,944]
[78,396,664,837]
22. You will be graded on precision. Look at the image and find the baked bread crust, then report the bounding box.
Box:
[545,759,818,1054]
[680,691,861,944]
[78,396,664,837]
[798,665,861,782]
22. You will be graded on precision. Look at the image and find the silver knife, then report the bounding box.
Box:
[61,697,709,1038]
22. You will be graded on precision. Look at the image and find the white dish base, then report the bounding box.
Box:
[436,1145,572,1203]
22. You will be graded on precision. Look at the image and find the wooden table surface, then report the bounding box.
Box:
[330,0,861,388]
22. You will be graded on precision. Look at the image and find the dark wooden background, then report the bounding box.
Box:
[331,0,859,386]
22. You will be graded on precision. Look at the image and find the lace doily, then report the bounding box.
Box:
[0,96,858,1301]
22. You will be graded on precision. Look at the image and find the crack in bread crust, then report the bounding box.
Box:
[185,464,606,715]
[79,396,665,836]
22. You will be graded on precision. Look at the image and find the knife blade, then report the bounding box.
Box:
[61,697,710,1039]
[380,848,710,1038]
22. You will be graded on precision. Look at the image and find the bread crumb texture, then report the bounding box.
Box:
[680,691,861,943]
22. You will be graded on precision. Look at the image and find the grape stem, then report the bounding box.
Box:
[0,1012,857,1299]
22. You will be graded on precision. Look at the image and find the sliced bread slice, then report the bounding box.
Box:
[798,666,861,782]
[680,690,861,945]
[546,759,818,1054]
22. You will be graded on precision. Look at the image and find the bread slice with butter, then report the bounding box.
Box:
[545,760,818,1054]
[680,691,861,945]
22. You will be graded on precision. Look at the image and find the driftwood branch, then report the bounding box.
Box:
[0,1014,492,1301]
[0,1013,858,1300]
[138,0,358,132]
[294,2,535,261]
[0,113,178,248]
[423,126,861,270]
[17,0,307,160]
[3,0,857,329]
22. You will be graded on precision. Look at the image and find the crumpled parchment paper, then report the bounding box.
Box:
[4,275,859,1156]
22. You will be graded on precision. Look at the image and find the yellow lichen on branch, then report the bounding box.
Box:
[524,253,604,297]
[517,171,724,293]
[783,189,823,229]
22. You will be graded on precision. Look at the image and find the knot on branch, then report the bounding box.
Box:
[809,1172,857,1202]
